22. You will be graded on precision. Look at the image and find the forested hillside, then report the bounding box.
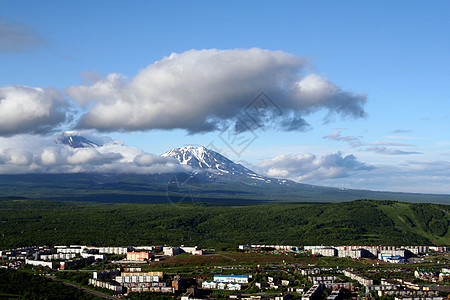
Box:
[0,199,448,249]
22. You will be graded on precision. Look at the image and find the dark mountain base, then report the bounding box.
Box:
[0,173,450,204]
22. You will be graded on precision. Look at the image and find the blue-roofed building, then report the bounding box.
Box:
[379,254,407,263]
[202,280,217,289]
[213,275,249,284]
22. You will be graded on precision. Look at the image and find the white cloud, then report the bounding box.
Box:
[258,152,373,182]
[0,134,188,174]
[0,86,68,136]
[67,48,367,133]
[4,148,33,166]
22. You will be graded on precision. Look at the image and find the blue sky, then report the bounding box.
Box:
[1,1,450,194]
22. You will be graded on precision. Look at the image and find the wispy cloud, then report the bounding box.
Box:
[365,147,422,155]
[386,135,428,141]
[0,18,46,53]
[324,131,422,156]
[365,141,415,147]
[393,129,411,134]
[323,131,362,146]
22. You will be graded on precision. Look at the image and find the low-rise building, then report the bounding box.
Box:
[268,276,280,283]
[343,270,373,286]
[193,249,207,255]
[439,268,450,281]
[163,247,180,256]
[214,275,249,284]
[172,275,183,291]
[281,279,293,286]
[56,246,84,254]
[60,256,94,270]
[256,282,269,288]
[89,278,124,294]
[312,247,337,257]
[300,269,320,276]
[114,271,173,293]
[338,249,371,259]
[202,280,217,289]
[227,283,242,291]
[415,270,437,281]
[308,276,337,285]
[302,284,323,300]
[98,247,130,255]
[275,294,289,300]
[180,246,197,254]
[40,253,76,261]
[127,251,150,261]
[326,290,340,300]
[288,287,304,293]
[25,259,57,269]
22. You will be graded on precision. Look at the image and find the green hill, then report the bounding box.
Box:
[0,198,448,249]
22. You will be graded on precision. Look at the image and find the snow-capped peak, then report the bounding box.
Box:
[161,146,268,181]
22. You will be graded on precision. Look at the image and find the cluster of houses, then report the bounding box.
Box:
[0,245,206,296]
[415,268,450,282]
[2,244,449,299]
[1,244,209,271]
[87,268,177,294]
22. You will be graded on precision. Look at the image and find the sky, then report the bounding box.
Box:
[1,1,450,194]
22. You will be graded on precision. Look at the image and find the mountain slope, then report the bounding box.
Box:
[162,146,267,181]
[56,134,100,148]
[162,146,291,185]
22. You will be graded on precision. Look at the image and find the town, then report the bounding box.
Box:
[1,244,449,299]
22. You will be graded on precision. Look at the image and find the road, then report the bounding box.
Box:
[44,275,118,299]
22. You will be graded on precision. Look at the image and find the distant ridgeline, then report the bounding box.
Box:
[0,172,450,204]
[0,198,448,249]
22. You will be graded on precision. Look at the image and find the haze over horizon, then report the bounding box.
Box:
[1,1,450,194]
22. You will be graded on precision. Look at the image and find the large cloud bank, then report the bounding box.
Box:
[67,48,367,133]
[0,86,67,136]
[0,134,187,174]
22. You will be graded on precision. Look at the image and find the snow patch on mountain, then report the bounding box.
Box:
[162,146,285,184]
